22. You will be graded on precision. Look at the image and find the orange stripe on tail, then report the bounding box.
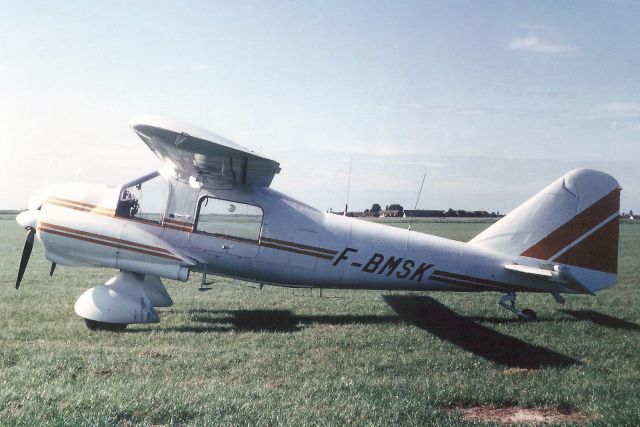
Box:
[521,189,620,260]
[551,217,619,274]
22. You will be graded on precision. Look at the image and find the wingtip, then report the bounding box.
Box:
[129,115,161,131]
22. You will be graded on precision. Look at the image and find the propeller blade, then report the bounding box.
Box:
[16,228,35,289]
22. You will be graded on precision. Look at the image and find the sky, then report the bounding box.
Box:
[1,1,639,214]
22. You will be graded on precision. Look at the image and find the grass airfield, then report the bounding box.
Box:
[0,216,639,426]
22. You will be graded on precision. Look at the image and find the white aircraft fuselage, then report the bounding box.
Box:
[15,118,620,329]
[31,181,583,295]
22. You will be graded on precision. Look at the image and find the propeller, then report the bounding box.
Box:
[16,227,36,289]
[15,204,42,289]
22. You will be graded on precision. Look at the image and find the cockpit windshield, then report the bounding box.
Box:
[115,171,169,223]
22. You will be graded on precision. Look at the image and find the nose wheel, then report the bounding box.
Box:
[497,292,537,321]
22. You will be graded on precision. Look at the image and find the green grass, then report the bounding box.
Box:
[1,216,639,425]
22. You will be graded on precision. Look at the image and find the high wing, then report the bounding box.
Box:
[130,116,281,187]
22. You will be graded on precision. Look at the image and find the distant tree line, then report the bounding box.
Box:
[339,203,502,218]
[405,208,502,218]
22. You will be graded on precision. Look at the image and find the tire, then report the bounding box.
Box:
[84,318,127,332]
[519,309,538,322]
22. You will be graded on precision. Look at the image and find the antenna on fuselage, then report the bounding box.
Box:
[344,156,352,216]
[408,171,427,231]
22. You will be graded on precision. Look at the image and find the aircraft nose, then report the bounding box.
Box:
[27,190,46,211]
[16,209,39,229]
[17,189,46,229]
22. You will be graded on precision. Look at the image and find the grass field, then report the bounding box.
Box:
[0,215,639,425]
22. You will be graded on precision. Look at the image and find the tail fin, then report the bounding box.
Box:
[470,169,620,291]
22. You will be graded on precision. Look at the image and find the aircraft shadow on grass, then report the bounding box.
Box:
[383,295,579,368]
[560,309,640,331]
[158,309,401,334]
[151,297,580,368]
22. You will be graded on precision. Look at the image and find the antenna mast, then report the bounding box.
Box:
[408,171,427,230]
[344,156,352,216]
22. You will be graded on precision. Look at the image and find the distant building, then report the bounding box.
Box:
[331,207,503,218]
[380,209,401,218]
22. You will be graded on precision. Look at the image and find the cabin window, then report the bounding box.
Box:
[195,197,263,242]
[115,171,169,223]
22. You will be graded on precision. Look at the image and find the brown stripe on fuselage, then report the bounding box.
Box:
[39,222,174,254]
[162,218,194,232]
[429,274,509,292]
[552,216,619,274]
[192,231,335,259]
[432,270,541,292]
[48,196,103,209]
[163,223,193,232]
[163,218,194,227]
[45,198,339,260]
[260,241,335,259]
[46,199,115,216]
[521,188,620,260]
[202,232,259,245]
[260,236,338,255]
[37,226,183,261]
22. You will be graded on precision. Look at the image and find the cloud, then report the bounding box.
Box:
[590,102,640,119]
[509,35,575,53]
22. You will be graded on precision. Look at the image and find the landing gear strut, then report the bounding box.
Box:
[497,292,537,321]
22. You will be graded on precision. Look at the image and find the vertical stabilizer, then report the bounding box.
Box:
[469,169,620,286]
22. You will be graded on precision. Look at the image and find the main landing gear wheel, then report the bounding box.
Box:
[497,292,538,322]
[84,318,127,332]
[518,308,537,322]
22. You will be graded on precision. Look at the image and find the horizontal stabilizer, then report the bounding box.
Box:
[504,264,595,295]
[504,264,553,278]
[471,169,620,293]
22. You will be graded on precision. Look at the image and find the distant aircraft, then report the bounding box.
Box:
[15,117,621,330]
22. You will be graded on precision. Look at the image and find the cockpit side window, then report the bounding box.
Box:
[115,171,169,223]
[195,196,263,242]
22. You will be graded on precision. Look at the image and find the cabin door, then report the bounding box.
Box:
[189,196,262,258]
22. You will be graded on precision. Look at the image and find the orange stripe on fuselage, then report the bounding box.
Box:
[39,222,173,254]
[431,270,541,293]
[260,236,338,256]
[48,196,106,209]
[37,224,183,261]
[46,197,115,216]
[163,218,194,227]
[45,198,339,260]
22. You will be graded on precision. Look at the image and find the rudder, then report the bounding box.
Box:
[469,169,621,280]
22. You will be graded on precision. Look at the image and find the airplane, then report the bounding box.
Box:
[14,117,621,330]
